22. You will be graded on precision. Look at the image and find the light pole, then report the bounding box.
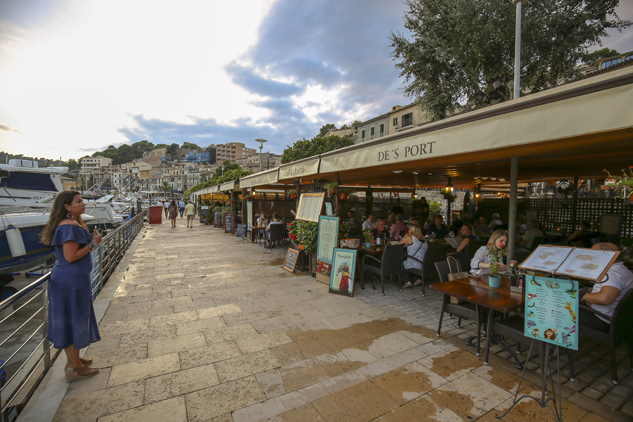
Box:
[255,138,267,172]
[512,0,523,100]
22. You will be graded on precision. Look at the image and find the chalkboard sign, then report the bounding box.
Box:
[236,224,246,237]
[225,212,234,233]
[201,206,209,225]
[283,248,300,273]
[213,211,221,227]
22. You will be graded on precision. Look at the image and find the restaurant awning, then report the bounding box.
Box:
[240,168,279,188]
[278,156,320,181]
[311,66,633,188]
[220,181,235,191]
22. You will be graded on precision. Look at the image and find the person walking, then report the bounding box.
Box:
[40,191,101,382]
[164,200,169,217]
[179,199,186,218]
[185,200,196,228]
[168,200,178,227]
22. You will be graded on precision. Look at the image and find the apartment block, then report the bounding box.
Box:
[215,142,257,164]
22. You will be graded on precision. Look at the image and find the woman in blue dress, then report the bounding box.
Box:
[40,191,102,382]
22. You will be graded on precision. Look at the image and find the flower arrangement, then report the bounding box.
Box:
[287,220,319,254]
[488,246,507,276]
[339,222,350,239]
[604,167,633,201]
[362,229,374,244]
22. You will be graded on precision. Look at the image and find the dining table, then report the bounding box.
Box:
[431,275,524,358]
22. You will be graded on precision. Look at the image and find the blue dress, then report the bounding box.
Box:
[47,225,101,350]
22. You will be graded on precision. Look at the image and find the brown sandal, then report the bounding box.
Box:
[65,366,99,383]
[65,357,93,368]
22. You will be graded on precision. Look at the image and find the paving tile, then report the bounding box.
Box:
[270,343,305,366]
[418,346,483,380]
[278,382,330,411]
[53,381,144,422]
[215,350,281,383]
[185,376,266,422]
[370,361,448,405]
[117,325,177,348]
[148,332,206,358]
[374,394,463,422]
[98,396,187,422]
[359,347,427,379]
[311,380,399,422]
[84,342,148,368]
[261,403,325,422]
[175,316,226,336]
[197,304,243,319]
[65,367,112,400]
[145,363,220,403]
[108,353,180,387]
[205,322,259,343]
[496,389,590,422]
[255,369,286,399]
[231,397,287,422]
[362,331,420,359]
[321,368,367,394]
[280,358,329,392]
[150,310,199,328]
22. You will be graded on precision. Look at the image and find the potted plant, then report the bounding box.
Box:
[487,246,507,288]
[287,220,319,271]
[324,181,339,195]
[604,167,633,203]
[362,229,374,249]
[338,187,356,200]
[287,189,298,199]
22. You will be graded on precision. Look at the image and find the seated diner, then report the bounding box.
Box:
[470,229,518,275]
[398,224,427,289]
[426,214,449,238]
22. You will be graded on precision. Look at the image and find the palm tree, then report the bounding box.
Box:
[159,181,172,199]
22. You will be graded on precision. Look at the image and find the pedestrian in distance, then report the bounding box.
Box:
[164,200,169,217]
[179,199,186,218]
[40,191,101,382]
[168,200,178,227]
[185,200,196,228]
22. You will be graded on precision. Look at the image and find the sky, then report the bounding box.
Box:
[0,0,631,161]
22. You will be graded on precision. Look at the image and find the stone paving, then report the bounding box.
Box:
[46,220,632,421]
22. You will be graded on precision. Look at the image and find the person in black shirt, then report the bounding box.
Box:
[419,197,430,223]
[371,219,390,242]
[391,199,404,216]
[425,215,449,238]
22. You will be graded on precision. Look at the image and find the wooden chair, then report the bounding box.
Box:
[568,289,633,384]
[361,243,405,295]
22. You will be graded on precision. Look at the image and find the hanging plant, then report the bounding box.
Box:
[324,181,339,195]
[604,167,633,202]
[288,189,298,198]
[287,220,319,254]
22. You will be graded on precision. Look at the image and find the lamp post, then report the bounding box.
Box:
[512,0,523,100]
[255,139,267,172]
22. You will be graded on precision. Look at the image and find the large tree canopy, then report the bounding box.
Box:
[281,135,355,164]
[389,0,630,121]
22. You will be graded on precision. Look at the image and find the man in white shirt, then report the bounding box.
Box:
[164,201,169,217]
[362,214,376,231]
[581,243,633,331]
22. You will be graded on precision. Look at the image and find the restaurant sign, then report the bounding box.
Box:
[240,169,279,188]
[279,156,320,180]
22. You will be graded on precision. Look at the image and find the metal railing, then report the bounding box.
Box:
[0,211,146,422]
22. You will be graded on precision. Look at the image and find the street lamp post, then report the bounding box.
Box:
[513,0,523,100]
[255,139,267,172]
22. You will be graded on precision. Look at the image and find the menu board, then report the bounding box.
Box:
[443,236,462,249]
[200,206,209,224]
[213,211,221,227]
[246,201,253,230]
[296,193,325,222]
[555,248,618,281]
[224,212,234,233]
[317,216,339,275]
[325,202,333,216]
[520,245,619,282]
[524,275,579,351]
[520,246,573,274]
[236,224,246,238]
[283,248,300,273]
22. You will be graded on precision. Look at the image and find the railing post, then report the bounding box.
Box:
[41,281,51,372]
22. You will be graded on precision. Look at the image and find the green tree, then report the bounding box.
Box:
[167,143,180,156]
[181,142,201,150]
[281,135,354,164]
[65,159,79,171]
[155,143,169,149]
[317,123,336,137]
[159,181,172,195]
[583,47,620,67]
[389,0,631,121]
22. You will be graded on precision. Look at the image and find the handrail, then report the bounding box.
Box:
[0,210,146,422]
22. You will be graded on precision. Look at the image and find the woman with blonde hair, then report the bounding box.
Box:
[399,224,427,288]
[470,229,517,275]
[40,191,102,382]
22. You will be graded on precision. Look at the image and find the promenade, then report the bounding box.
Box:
[28,219,630,422]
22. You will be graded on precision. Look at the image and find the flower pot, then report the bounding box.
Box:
[365,242,371,249]
[290,193,297,198]
[339,193,347,200]
[488,275,501,288]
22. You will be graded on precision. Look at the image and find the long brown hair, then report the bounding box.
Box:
[40,191,87,245]
[487,229,508,253]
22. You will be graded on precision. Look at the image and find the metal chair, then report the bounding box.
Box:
[400,243,429,296]
[568,289,633,384]
[361,243,405,295]
[434,261,486,356]
[267,223,286,249]
[530,236,549,251]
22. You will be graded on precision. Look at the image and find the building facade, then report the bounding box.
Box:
[80,156,113,172]
[388,103,430,134]
[215,142,257,164]
[356,114,390,144]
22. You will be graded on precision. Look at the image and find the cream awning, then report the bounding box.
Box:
[278,156,320,181]
[240,168,279,188]
[220,181,235,191]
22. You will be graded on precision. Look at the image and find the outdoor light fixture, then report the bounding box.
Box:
[412,171,418,175]
[393,170,403,174]
[255,138,267,172]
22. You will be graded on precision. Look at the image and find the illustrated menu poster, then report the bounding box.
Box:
[325,202,333,216]
[317,216,339,274]
[329,248,357,297]
[246,201,253,230]
[555,248,618,281]
[296,193,325,222]
[524,275,579,350]
[519,246,573,273]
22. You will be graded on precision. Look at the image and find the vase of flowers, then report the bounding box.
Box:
[487,246,507,288]
[363,230,374,249]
